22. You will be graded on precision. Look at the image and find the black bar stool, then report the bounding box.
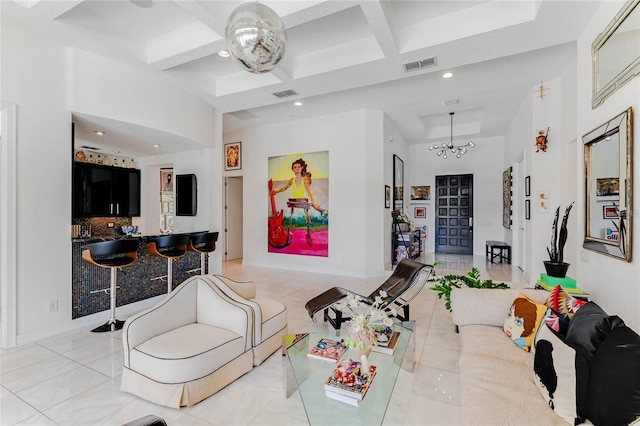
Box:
[147,234,189,294]
[187,232,219,275]
[82,239,139,332]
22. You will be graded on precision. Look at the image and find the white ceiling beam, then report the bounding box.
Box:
[27,0,84,19]
[359,1,398,58]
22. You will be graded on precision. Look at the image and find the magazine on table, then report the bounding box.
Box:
[371,329,401,355]
[307,338,347,362]
[324,359,377,403]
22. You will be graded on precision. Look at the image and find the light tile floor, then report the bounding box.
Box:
[1,253,526,425]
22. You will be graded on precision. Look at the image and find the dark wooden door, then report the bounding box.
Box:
[435,174,473,254]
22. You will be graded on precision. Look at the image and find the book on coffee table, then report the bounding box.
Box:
[324,360,377,404]
[371,330,401,355]
[307,338,347,362]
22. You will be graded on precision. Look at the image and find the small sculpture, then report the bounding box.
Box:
[535,128,549,152]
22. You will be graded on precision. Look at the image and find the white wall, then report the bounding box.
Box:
[71,50,214,147]
[576,1,640,332]
[407,136,506,255]
[501,73,579,285]
[2,22,73,344]
[1,21,221,345]
[229,109,388,278]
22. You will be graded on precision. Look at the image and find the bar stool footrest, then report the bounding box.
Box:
[92,319,125,333]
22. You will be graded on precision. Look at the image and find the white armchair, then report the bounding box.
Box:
[207,275,288,366]
[120,276,254,408]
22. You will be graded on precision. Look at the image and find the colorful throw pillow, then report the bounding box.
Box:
[543,309,571,336]
[546,285,585,319]
[533,324,579,425]
[503,293,548,352]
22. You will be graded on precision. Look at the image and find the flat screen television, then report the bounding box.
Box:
[176,173,197,216]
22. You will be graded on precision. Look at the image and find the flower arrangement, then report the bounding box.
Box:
[333,291,396,351]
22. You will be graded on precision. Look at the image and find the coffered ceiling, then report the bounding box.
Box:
[3,0,605,157]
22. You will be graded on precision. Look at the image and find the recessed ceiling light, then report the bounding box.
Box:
[294,101,303,106]
[442,72,454,79]
[94,130,106,136]
[218,50,230,58]
[112,150,121,154]
[152,144,161,148]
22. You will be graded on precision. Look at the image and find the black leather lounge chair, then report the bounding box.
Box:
[304,258,434,329]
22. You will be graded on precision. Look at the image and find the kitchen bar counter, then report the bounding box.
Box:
[72,231,208,319]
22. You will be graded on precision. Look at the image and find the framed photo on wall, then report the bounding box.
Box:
[410,185,430,201]
[385,185,391,208]
[224,142,242,171]
[525,176,531,197]
[603,205,618,219]
[414,207,426,218]
[525,199,531,220]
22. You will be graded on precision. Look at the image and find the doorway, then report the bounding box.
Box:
[435,174,474,254]
[225,177,243,261]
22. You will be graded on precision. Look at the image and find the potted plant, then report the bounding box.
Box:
[544,202,574,278]
[429,262,509,312]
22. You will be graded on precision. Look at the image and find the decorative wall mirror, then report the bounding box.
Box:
[592,0,640,108]
[393,155,404,211]
[583,107,633,261]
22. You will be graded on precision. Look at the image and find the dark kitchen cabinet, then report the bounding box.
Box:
[73,163,140,218]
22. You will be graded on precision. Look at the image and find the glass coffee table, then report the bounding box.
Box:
[284,322,414,425]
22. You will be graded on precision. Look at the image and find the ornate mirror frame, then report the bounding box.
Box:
[592,0,640,108]
[393,155,404,211]
[583,107,633,261]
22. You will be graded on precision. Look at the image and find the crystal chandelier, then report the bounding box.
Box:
[428,112,475,159]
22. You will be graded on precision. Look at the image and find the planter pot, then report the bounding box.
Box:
[544,261,570,278]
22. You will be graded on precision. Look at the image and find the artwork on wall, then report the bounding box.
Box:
[411,185,431,201]
[525,176,531,197]
[224,142,242,171]
[525,199,531,220]
[414,207,426,218]
[385,185,390,209]
[603,205,619,219]
[538,190,550,212]
[596,177,619,196]
[503,167,512,228]
[267,151,329,257]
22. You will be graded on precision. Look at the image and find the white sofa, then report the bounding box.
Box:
[450,287,567,425]
[208,275,288,366]
[121,276,256,408]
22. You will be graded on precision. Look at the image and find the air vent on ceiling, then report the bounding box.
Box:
[80,145,102,150]
[403,57,437,73]
[272,89,299,98]
[228,110,258,120]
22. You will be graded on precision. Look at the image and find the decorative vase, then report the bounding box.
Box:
[353,341,372,361]
[543,261,570,278]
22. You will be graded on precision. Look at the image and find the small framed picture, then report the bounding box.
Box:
[525,199,531,220]
[603,205,618,219]
[410,185,430,201]
[385,185,391,209]
[525,176,531,197]
[414,207,426,218]
[224,142,242,171]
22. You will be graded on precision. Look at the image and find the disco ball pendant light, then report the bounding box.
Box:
[225,2,287,74]
[428,112,475,159]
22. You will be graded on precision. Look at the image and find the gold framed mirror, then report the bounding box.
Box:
[583,107,633,261]
[592,0,640,108]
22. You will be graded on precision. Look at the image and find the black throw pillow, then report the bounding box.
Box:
[564,302,625,423]
[586,326,640,426]
[564,302,624,362]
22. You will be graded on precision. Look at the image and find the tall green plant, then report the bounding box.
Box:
[547,202,574,263]
[429,262,509,311]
